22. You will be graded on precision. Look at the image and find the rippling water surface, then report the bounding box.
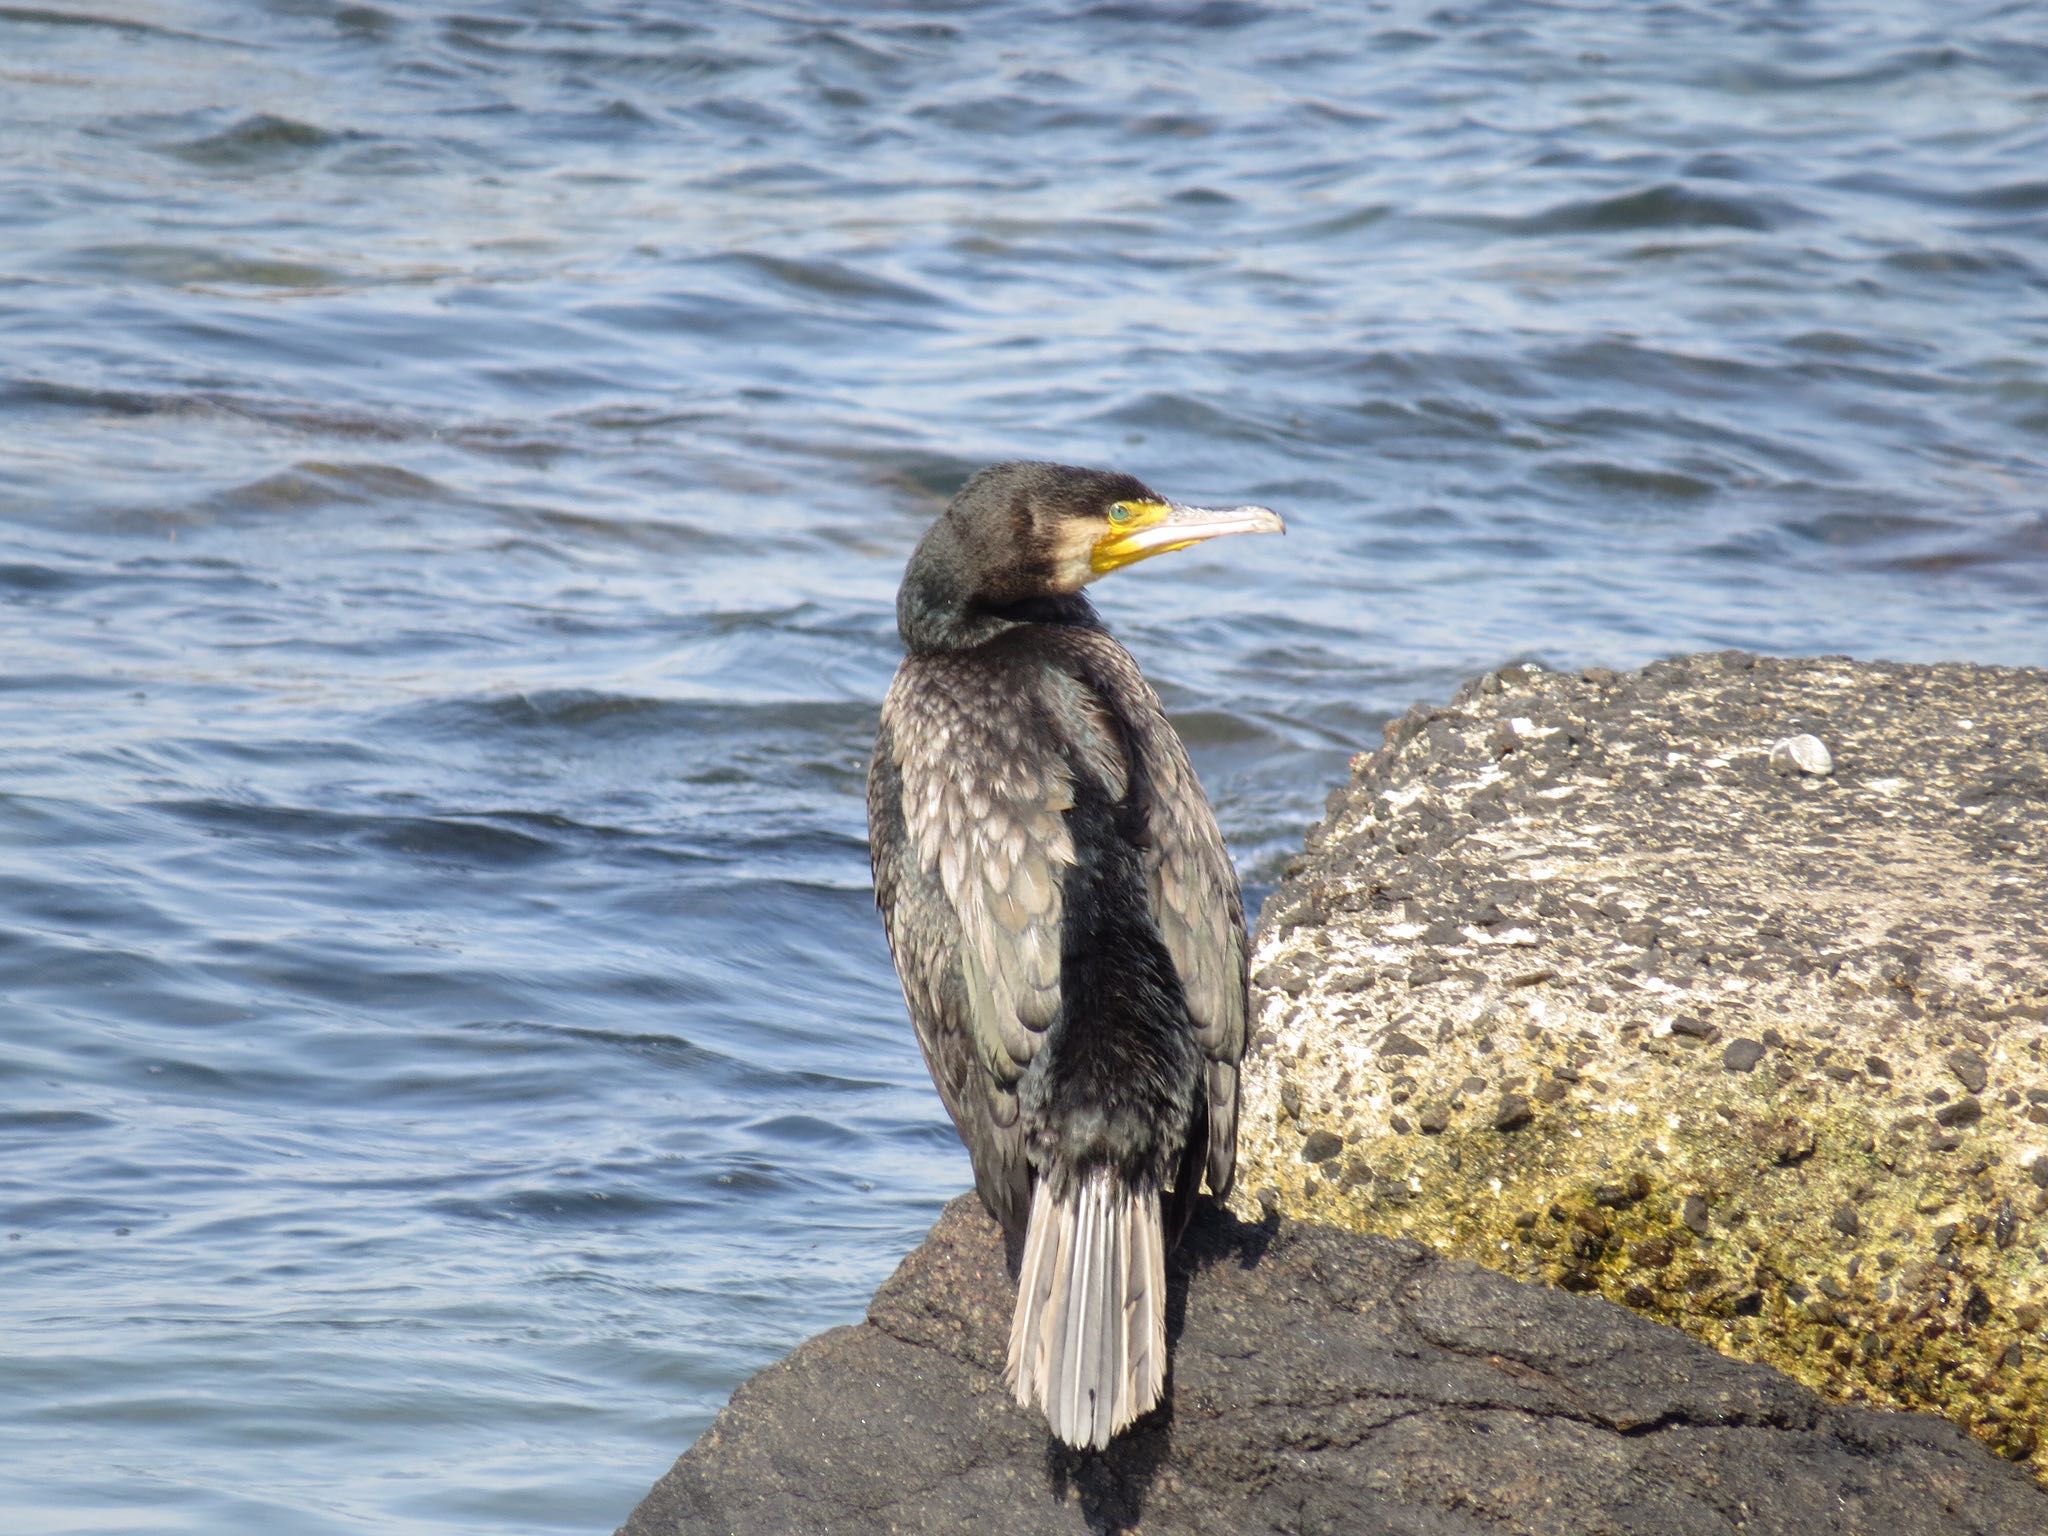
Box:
[3,1,2045,1530]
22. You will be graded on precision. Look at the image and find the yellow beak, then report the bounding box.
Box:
[1091,499,1287,575]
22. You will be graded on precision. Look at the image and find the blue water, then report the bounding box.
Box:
[2,2,2044,1531]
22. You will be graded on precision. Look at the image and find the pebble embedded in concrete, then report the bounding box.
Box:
[1770,733,1834,776]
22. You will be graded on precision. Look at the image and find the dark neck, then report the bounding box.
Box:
[898,574,1099,653]
[895,518,1100,652]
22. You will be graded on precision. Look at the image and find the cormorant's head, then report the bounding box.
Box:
[933,460,1285,603]
[897,461,1284,651]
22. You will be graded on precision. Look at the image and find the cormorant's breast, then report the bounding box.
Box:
[976,628,1203,1192]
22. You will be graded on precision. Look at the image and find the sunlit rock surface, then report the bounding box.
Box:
[1234,652,2048,1477]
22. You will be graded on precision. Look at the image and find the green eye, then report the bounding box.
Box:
[1109,504,1133,526]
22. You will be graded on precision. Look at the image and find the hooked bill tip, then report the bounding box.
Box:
[1163,502,1287,537]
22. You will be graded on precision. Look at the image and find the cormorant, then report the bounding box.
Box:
[867,461,1283,1449]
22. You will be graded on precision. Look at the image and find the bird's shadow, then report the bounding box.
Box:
[1031,1198,1281,1536]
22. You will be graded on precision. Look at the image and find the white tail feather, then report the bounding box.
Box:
[1003,1169,1165,1449]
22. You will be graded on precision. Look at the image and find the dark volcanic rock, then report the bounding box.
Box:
[616,1195,2044,1536]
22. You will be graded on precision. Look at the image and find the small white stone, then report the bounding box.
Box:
[1769,734,1833,777]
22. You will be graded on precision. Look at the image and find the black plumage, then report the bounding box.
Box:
[867,461,1282,1448]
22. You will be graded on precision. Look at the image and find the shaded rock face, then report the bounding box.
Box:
[1234,653,2048,1475]
[618,1195,2045,1536]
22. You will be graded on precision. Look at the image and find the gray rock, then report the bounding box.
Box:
[1235,652,2048,1474]
[615,1195,2045,1536]
[1936,1095,1985,1128]
[1300,1128,1344,1163]
[1723,1037,1767,1072]
[1492,1092,1534,1131]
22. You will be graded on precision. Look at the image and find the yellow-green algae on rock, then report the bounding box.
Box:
[1232,653,2048,1478]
